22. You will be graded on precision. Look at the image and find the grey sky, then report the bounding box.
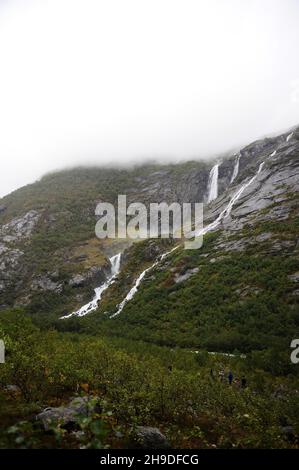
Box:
[0,0,299,197]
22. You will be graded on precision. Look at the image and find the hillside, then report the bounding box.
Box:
[1,126,299,449]
[0,128,298,348]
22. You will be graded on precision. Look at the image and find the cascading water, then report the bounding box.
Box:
[61,252,121,319]
[110,246,179,318]
[207,163,219,203]
[286,132,293,142]
[110,252,121,275]
[230,154,240,183]
[111,162,265,318]
[195,161,264,237]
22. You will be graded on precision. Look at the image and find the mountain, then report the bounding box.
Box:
[0,127,298,352]
[1,126,299,450]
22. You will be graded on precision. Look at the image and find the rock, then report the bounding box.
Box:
[235,286,262,298]
[69,274,86,287]
[0,205,6,214]
[0,210,40,241]
[135,426,170,449]
[174,267,199,284]
[209,256,226,263]
[255,232,273,243]
[36,396,101,432]
[268,240,295,253]
[4,384,21,395]
[216,238,250,253]
[288,272,299,283]
[281,426,295,441]
[68,265,109,288]
[31,275,63,293]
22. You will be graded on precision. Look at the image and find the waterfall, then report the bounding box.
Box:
[111,162,265,318]
[207,163,219,203]
[61,252,121,319]
[230,154,240,184]
[110,252,121,275]
[286,132,293,142]
[110,245,179,318]
[195,162,264,237]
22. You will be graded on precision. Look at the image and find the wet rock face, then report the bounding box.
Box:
[0,211,41,301]
[68,265,110,288]
[0,210,41,242]
[31,275,63,293]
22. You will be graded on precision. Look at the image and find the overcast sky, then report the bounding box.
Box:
[0,0,299,197]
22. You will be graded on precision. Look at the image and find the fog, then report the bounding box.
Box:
[0,0,299,197]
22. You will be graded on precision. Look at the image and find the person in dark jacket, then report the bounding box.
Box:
[228,370,233,385]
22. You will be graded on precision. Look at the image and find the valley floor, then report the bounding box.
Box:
[0,310,298,449]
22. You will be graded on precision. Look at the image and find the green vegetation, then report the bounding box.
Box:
[54,230,298,358]
[0,310,299,448]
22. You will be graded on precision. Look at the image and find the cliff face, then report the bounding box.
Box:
[0,126,298,331]
[77,127,299,352]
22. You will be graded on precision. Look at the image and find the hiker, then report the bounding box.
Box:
[228,370,233,385]
[241,375,247,389]
[210,368,214,378]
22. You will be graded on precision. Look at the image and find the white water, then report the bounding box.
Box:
[207,163,219,202]
[110,252,121,275]
[230,154,240,183]
[110,246,179,318]
[286,132,293,142]
[195,161,264,237]
[270,150,277,157]
[61,252,121,319]
[111,162,265,318]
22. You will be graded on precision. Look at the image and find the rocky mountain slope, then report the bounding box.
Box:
[0,127,298,351]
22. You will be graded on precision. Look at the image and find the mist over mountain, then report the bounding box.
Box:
[1,0,299,453]
[1,0,299,196]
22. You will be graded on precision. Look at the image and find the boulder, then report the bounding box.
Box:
[36,396,101,431]
[135,426,170,449]
[175,267,199,284]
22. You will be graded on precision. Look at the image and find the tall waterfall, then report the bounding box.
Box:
[286,132,293,142]
[61,252,121,319]
[195,162,264,237]
[207,163,219,203]
[230,154,240,183]
[111,162,265,318]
